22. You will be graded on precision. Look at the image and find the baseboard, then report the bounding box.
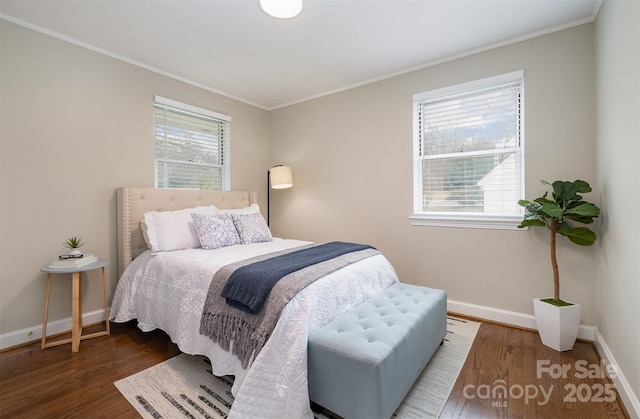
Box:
[593,329,640,419]
[447,299,596,341]
[0,309,108,351]
[448,299,638,418]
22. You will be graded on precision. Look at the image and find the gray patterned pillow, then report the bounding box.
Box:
[231,212,273,244]
[191,212,241,250]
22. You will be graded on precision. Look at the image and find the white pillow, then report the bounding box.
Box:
[191,212,241,250]
[231,212,273,244]
[142,205,218,253]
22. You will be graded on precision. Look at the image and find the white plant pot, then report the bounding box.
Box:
[533,298,581,351]
[68,249,82,256]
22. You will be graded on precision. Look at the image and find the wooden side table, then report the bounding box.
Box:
[40,259,111,352]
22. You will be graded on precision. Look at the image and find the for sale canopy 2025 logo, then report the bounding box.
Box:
[462,359,617,407]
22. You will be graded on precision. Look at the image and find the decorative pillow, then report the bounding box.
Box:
[142,205,218,253]
[231,212,273,244]
[191,213,241,250]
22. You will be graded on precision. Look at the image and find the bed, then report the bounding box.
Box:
[110,187,399,418]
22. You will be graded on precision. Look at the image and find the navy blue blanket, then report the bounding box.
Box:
[221,241,374,313]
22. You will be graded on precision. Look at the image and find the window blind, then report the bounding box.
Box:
[413,71,524,223]
[154,97,230,190]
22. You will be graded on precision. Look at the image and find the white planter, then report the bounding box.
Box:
[68,249,82,256]
[533,298,581,351]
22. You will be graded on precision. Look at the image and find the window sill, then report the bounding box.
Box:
[409,213,527,230]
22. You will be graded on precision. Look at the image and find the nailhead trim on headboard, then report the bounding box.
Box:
[121,187,132,272]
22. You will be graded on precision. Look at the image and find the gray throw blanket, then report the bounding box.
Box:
[199,244,381,368]
[222,241,375,314]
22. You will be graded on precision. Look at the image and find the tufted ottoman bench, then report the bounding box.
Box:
[307,282,447,419]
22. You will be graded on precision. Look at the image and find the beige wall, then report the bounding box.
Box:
[0,21,271,334]
[595,0,640,405]
[271,23,599,322]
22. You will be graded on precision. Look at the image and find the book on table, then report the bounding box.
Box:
[49,253,98,268]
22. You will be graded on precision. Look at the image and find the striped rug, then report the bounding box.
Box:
[114,316,479,419]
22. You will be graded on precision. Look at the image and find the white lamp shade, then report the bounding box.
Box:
[259,0,303,19]
[270,165,293,189]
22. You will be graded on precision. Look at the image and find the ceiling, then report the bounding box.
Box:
[1,0,600,110]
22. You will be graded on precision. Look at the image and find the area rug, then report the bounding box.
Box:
[114,316,479,419]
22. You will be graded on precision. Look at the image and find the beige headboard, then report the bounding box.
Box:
[116,187,258,277]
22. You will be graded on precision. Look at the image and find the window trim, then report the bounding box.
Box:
[154,96,231,190]
[155,96,231,123]
[411,71,525,230]
[409,213,526,230]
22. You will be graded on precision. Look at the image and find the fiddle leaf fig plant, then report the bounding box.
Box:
[518,180,600,306]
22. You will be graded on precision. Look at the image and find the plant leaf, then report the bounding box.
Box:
[565,202,601,218]
[558,226,597,246]
[518,199,534,207]
[518,219,546,228]
[541,202,563,218]
[552,180,580,206]
[535,197,555,206]
[573,179,592,194]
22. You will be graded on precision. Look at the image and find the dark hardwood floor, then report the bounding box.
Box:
[442,319,628,419]
[0,319,629,418]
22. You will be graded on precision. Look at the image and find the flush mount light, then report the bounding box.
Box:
[259,0,303,19]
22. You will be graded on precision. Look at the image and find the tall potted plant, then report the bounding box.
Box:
[518,180,600,351]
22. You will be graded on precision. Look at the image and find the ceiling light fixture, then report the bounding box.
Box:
[259,0,303,19]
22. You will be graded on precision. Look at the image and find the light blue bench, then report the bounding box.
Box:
[308,282,447,419]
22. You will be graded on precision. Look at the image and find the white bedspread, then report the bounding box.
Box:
[110,238,399,419]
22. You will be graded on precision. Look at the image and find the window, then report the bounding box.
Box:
[411,71,524,229]
[154,96,231,190]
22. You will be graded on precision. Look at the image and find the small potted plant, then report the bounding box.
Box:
[518,180,600,351]
[63,236,85,256]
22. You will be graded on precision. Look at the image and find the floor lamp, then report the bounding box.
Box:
[267,165,293,227]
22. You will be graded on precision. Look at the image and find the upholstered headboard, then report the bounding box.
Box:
[116,187,258,277]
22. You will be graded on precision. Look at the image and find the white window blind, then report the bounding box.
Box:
[154,96,231,190]
[411,71,524,229]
